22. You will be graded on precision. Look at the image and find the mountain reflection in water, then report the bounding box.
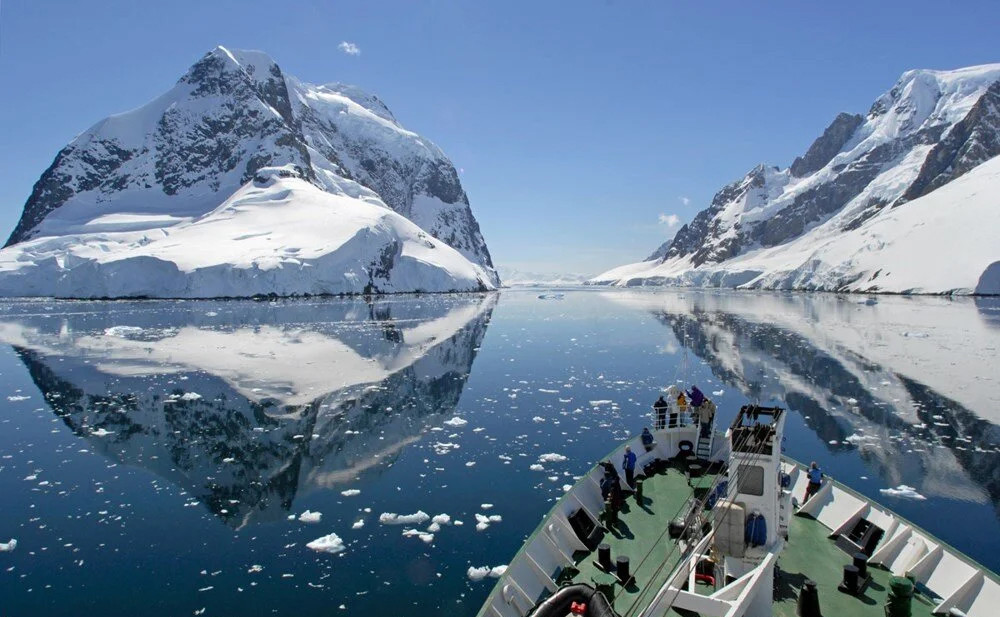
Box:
[2,290,999,617]
[0,295,496,529]
[605,291,1000,516]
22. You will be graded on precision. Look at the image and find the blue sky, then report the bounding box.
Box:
[1,0,998,274]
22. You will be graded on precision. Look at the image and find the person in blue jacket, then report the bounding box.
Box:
[622,445,637,488]
[803,461,823,502]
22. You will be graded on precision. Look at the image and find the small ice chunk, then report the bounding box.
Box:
[401,529,434,543]
[340,489,361,497]
[379,511,430,525]
[91,428,114,437]
[180,392,202,401]
[0,539,17,552]
[306,533,346,554]
[467,565,508,581]
[529,464,545,471]
[467,566,491,581]
[443,417,468,427]
[538,453,567,463]
[879,485,926,500]
[103,326,145,338]
[351,519,365,529]
[298,510,322,524]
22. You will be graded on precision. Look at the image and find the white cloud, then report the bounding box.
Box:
[658,213,681,228]
[338,41,361,56]
[679,196,691,206]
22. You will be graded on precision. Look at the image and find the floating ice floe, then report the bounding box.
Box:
[180,392,202,401]
[306,533,346,554]
[529,464,545,472]
[0,539,17,552]
[379,511,430,525]
[248,565,263,574]
[91,428,114,437]
[467,565,508,581]
[712,390,724,396]
[589,400,612,407]
[538,389,559,394]
[879,485,927,500]
[538,453,567,463]
[298,510,322,524]
[443,417,468,427]
[474,513,502,531]
[351,519,365,529]
[103,326,145,338]
[532,416,546,423]
[432,442,461,455]
[340,489,361,497]
[428,513,451,532]
[401,529,435,543]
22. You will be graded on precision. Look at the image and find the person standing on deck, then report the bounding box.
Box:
[803,461,823,502]
[653,395,668,430]
[673,392,686,427]
[622,446,637,488]
[641,427,655,452]
[698,399,715,439]
[688,385,706,409]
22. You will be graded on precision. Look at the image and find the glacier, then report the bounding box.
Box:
[594,64,1000,295]
[0,46,497,298]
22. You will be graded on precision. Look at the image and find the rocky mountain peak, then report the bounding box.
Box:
[790,112,864,177]
[3,46,496,284]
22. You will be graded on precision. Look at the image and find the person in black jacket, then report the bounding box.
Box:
[653,395,668,429]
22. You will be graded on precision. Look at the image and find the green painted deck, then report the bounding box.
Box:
[772,513,938,617]
[564,468,941,617]
[568,462,717,617]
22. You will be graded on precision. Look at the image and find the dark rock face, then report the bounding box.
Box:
[790,112,864,177]
[657,165,770,267]
[897,80,1000,204]
[764,125,944,241]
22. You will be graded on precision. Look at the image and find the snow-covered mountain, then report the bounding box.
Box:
[594,64,1000,295]
[0,46,497,297]
[496,266,593,287]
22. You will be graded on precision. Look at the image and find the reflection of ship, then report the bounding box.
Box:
[605,291,1000,514]
[1,295,496,528]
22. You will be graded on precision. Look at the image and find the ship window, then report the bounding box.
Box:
[737,464,764,496]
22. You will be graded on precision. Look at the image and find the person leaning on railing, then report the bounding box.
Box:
[803,462,823,502]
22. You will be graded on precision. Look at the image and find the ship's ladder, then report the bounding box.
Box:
[695,415,715,459]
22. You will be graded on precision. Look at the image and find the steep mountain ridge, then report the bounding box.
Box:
[1,46,496,297]
[597,64,1000,294]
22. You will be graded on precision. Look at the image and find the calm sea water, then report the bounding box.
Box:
[1,289,998,616]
